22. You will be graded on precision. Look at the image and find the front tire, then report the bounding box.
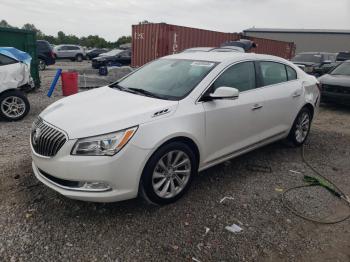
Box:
[288,107,312,146]
[38,59,46,71]
[141,142,197,205]
[0,90,30,121]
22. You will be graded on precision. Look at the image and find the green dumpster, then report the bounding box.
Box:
[0,27,40,87]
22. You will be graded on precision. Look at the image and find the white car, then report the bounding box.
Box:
[30,52,320,204]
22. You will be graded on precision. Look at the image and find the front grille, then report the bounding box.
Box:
[31,118,67,157]
[323,84,350,94]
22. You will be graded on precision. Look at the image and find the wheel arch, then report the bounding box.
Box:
[302,103,315,120]
[0,88,21,96]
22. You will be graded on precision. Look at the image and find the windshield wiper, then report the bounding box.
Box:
[127,88,165,99]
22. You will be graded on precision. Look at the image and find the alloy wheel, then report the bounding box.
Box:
[295,111,310,143]
[1,96,26,119]
[152,150,191,199]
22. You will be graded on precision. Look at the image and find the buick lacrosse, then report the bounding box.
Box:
[31,52,319,204]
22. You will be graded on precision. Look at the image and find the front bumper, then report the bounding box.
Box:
[321,91,350,105]
[31,139,151,203]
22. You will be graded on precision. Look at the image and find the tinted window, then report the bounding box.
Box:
[260,61,287,86]
[68,46,80,50]
[0,54,18,66]
[330,62,350,76]
[286,66,297,80]
[37,41,51,52]
[212,62,256,92]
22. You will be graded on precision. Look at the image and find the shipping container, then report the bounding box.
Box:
[0,27,40,87]
[131,23,296,67]
[244,36,296,60]
[132,23,239,67]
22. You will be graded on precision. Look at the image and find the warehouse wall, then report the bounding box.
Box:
[244,31,350,54]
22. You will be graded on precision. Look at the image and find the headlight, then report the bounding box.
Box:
[71,126,138,156]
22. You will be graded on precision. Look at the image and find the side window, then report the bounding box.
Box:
[0,54,18,66]
[259,61,287,86]
[286,65,297,81]
[212,61,256,92]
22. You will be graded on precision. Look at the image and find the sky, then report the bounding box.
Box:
[1,0,349,41]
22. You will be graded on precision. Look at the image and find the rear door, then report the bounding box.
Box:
[202,61,268,164]
[256,61,302,135]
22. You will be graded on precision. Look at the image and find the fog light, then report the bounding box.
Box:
[78,181,111,192]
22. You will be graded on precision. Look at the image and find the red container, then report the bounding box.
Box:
[131,23,296,67]
[132,23,239,67]
[61,72,78,96]
[245,36,296,60]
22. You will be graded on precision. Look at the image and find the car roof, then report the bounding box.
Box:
[162,52,286,64]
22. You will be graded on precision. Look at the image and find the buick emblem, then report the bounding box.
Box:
[32,128,41,146]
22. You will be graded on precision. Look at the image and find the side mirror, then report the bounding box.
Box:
[210,87,239,100]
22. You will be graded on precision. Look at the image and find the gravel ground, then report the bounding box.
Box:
[1,61,350,262]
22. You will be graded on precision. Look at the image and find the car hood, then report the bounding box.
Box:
[318,74,350,87]
[40,86,178,139]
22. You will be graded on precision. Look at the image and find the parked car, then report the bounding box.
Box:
[0,47,32,121]
[31,52,319,204]
[336,51,350,62]
[291,52,337,76]
[37,40,55,71]
[91,49,131,69]
[53,44,86,62]
[86,48,108,60]
[318,61,350,105]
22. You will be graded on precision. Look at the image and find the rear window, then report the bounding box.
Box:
[259,61,288,86]
[286,66,297,80]
[37,41,51,52]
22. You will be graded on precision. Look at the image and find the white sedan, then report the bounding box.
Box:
[30,52,320,204]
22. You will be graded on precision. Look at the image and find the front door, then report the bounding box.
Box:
[202,61,267,164]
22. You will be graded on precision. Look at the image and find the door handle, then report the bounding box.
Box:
[252,104,263,110]
[292,91,301,98]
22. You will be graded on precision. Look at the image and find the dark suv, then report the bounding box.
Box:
[336,52,350,62]
[37,40,55,71]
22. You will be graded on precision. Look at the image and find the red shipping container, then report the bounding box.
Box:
[132,23,239,67]
[61,72,78,96]
[131,23,296,67]
[244,36,296,60]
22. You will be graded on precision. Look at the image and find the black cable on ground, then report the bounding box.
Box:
[281,144,350,224]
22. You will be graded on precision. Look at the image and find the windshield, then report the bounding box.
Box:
[100,49,122,56]
[292,54,322,63]
[113,59,216,100]
[330,62,350,76]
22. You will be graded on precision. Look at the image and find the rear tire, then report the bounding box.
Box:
[75,54,83,62]
[288,107,312,147]
[0,90,30,121]
[141,142,197,205]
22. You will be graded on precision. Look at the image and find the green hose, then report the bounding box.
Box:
[281,144,350,224]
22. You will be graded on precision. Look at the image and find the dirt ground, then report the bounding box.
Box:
[1,61,350,262]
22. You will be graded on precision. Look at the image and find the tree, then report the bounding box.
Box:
[116,36,132,46]
[139,20,151,25]
[0,20,15,28]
